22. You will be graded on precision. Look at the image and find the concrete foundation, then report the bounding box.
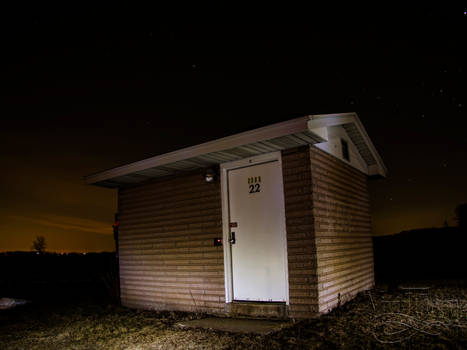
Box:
[226,302,288,319]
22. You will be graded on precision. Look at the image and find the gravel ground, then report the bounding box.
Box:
[1,281,466,349]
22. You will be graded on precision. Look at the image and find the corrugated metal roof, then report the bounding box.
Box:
[85,113,386,188]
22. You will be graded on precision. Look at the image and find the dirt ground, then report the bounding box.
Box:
[1,281,466,349]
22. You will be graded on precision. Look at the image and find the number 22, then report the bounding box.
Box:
[249,184,260,193]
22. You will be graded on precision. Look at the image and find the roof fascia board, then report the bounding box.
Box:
[307,113,355,129]
[85,116,310,185]
[346,114,388,177]
[368,164,386,177]
[309,112,387,177]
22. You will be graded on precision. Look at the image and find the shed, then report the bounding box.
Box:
[85,113,386,318]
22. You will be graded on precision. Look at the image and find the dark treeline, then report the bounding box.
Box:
[373,227,466,282]
[0,252,118,304]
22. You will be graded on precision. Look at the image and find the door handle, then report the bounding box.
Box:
[229,232,236,244]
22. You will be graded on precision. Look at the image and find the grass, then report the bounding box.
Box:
[0,280,466,349]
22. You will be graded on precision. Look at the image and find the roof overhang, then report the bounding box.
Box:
[85,113,387,188]
[308,113,387,177]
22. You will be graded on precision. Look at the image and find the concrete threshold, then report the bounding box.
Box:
[176,317,293,335]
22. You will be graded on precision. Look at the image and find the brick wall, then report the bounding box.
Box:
[309,146,374,313]
[282,147,320,318]
[117,170,225,314]
[116,145,373,318]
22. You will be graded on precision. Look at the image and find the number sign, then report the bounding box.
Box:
[247,176,261,194]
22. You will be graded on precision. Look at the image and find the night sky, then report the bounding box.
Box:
[2,8,466,252]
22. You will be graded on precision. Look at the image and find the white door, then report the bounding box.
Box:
[227,159,288,302]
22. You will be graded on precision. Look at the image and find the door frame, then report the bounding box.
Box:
[220,151,290,304]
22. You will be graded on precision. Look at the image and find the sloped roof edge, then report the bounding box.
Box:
[308,113,387,177]
[85,113,386,187]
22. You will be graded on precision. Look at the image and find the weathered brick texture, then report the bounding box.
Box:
[281,147,319,318]
[117,145,374,318]
[309,146,374,313]
[118,170,225,314]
